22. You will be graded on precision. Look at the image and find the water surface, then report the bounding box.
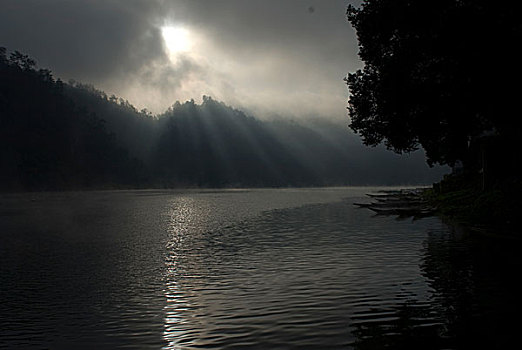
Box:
[1,188,520,349]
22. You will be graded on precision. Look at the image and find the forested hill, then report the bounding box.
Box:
[0,48,447,191]
[0,49,147,191]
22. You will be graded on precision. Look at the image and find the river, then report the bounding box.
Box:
[0,188,520,349]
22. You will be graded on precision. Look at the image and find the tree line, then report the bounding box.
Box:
[1,47,445,191]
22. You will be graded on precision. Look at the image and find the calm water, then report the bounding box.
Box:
[0,188,520,349]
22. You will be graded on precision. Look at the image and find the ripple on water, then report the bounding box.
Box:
[1,189,519,349]
[162,200,448,349]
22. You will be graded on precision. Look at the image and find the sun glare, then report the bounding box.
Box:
[161,26,191,55]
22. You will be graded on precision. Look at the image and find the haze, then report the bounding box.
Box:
[0,0,361,119]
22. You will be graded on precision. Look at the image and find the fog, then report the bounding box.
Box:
[1,1,448,191]
[0,0,361,119]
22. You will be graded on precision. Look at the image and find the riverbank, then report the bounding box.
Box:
[423,173,521,237]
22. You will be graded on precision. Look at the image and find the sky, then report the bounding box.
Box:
[0,0,362,120]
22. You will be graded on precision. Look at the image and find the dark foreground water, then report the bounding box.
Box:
[1,188,520,349]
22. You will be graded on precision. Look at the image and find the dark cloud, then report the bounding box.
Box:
[0,0,164,82]
[0,0,362,116]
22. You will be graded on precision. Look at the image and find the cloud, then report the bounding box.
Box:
[0,0,362,117]
[1,1,163,80]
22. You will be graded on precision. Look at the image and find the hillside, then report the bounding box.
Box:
[1,48,447,191]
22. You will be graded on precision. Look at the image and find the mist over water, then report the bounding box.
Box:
[1,188,519,349]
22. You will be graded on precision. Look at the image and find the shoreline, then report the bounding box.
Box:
[422,182,520,240]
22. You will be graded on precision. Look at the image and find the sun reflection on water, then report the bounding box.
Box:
[163,197,194,349]
[163,196,216,349]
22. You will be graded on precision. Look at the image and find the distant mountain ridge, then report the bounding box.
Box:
[1,48,447,191]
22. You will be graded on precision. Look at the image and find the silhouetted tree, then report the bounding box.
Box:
[346,1,522,169]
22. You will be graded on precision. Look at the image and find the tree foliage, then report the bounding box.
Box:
[346,0,522,167]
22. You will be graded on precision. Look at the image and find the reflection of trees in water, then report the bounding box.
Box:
[423,225,522,349]
[350,225,522,349]
[421,226,476,349]
[350,300,449,349]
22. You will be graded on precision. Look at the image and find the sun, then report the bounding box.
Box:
[161,26,191,55]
